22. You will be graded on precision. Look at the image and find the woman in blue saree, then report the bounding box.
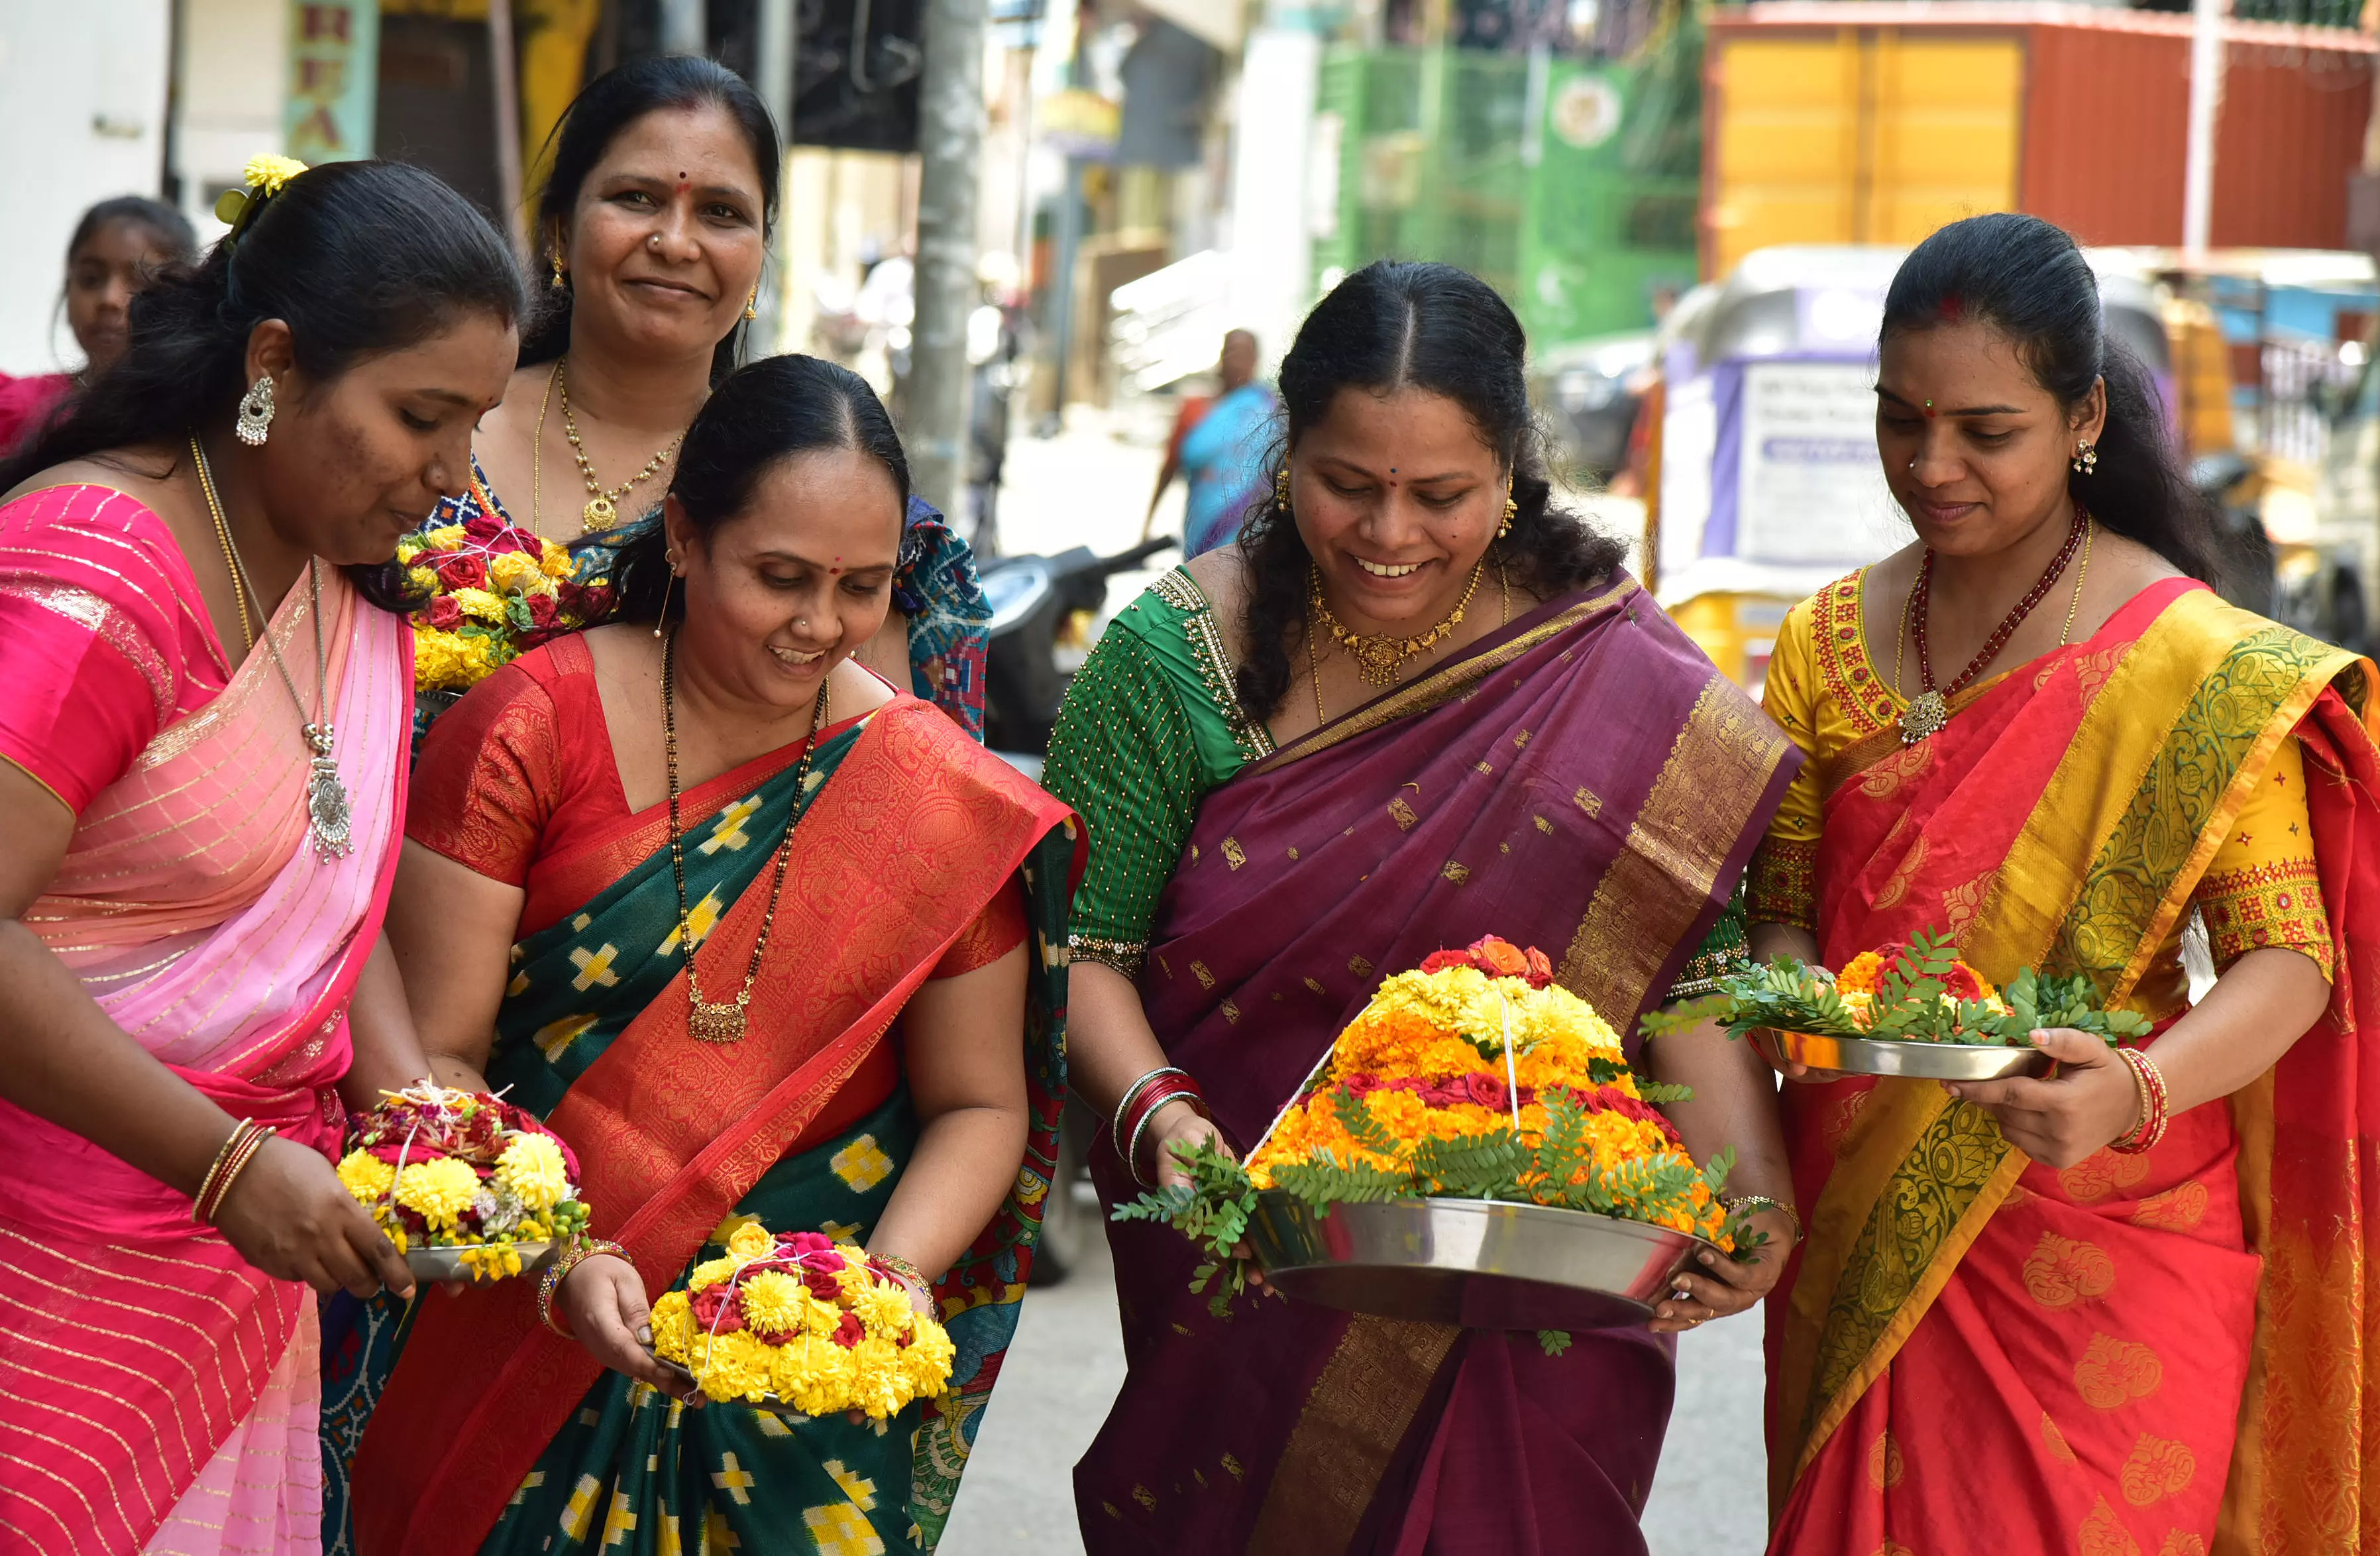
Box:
[325,355,1078,1554]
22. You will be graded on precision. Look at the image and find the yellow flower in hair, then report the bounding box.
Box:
[726,1221,775,1264]
[393,1156,480,1231]
[336,1149,395,1205]
[244,153,309,195]
[494,1131,570,1211]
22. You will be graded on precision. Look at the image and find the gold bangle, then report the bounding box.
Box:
[538,1238,629,1339]
[1724,1194,1804,1246]
[195,1121,277,1225]
[871,1251,931,1299]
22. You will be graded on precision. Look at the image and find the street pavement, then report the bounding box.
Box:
[940,412,1768,1553]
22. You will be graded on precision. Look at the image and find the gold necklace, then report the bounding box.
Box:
[190,435,350,860]
[531,360,559,537]
[559,359,684,532]
[2059,519,2095,645]
[662,629,828,1044]
[1309,561,1483,687]
[196,456,256,655]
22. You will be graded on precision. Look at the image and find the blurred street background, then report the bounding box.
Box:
[11,0,2380,1541]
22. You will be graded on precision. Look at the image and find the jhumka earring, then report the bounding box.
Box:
[1275,467,1292,510]
[1499,479,1516,539]
[549,251,567,290]
[744,289,759,321]
[235,376,276,446]
[2072,440,2098,476]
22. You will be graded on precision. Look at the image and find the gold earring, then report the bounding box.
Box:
[654,567,676,639]
[549,251,566,290]
[1499,480,1516,539]
[1275,467,1291,510]
[744,289,758,322]
[2072,440,2098,476]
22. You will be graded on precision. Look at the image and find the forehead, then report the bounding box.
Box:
[588,103,763,192]
[1878,321,2056,406]
[1304,385,1494,467]
[725,447,904,558]
[343,311,519,398]
[74,219,168,263]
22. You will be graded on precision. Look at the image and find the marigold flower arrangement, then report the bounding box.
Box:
[1118,936,1749,1326]
[402,512,616,693]
[646,1222,957,1416]
[1658,927,2155,1048]
[336,1083,592,1280]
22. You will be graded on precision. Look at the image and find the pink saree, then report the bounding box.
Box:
[0,485,411,1555]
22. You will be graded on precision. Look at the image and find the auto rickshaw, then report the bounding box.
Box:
[1645,245,2183,691]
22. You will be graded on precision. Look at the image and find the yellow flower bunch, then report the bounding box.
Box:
[393,1157,480,1231]
[648,1223,959,1417]
[244,153,308,195]
[495,1132,570,1211]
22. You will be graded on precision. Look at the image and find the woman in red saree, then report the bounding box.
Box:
[0,160,523,1553]
[1749,213,2380,1553]
[1048,261,1807,1553]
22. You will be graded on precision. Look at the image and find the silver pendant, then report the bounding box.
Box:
[302,724,352,860]
[1900,689,1949,746]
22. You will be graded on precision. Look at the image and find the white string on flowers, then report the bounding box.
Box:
[1498,991,1524,1133]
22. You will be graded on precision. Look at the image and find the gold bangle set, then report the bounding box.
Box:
[193,1119,278,1225]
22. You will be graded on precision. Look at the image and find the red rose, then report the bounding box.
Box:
[435,553,488,591]
[486,526,539,557]
[689,1286,745,1333]
[1524,947,1555,989]
[462,511,506,543]
[1339,1074,1386,1097]
[1466,937,1530,979]
[830,1311,866,1349]
[1419,950,1471,975]
[424,595,463,630]
[524,592,558,629]
[1459,1072,1507,1109]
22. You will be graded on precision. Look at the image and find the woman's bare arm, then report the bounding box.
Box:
[1643,1012,1798,1331]
[870,941,1033,1282]
[1067,960,1226,1188]
[384,839,523,1093]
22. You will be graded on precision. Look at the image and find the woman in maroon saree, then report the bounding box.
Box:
[1044,261,1804,1553]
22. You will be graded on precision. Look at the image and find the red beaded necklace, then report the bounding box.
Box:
[1898,505,2087,744]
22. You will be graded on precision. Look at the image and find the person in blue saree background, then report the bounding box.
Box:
[1146,329,1281,557]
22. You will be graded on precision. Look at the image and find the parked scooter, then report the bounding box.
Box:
[981,536,1177,761]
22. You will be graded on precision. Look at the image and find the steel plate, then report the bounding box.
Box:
[1754,1027,2052,1080]
[404,1241,555,1283]
[1244,1192,1714,1331]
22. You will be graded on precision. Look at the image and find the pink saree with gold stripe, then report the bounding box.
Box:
[0,484,411,1556]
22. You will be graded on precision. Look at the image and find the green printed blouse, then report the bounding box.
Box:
[1040,569,1748,995]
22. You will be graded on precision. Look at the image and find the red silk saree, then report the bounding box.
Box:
[1764,578,2380,1555]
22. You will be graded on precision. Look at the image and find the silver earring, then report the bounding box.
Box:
[2072,440,2098,476]
[235,376,276,446]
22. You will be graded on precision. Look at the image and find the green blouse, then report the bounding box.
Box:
[1042,568,1750,1000]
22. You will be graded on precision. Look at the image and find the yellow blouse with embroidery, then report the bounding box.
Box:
[1746,569,2331,981]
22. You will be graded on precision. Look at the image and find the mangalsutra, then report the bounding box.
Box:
[662,630,828,1043]
[1309,562,1482,688]
[191,436,351,859]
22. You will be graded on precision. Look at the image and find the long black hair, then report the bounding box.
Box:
[1,160,525,612]
[594,353,909,628]
[1881,212,2224,581]
[524,56,782,384]
[1234,259,1625,721]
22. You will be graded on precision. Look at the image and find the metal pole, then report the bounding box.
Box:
[489,0,527,259]
[755,0,798,355]
[659,0,707,58]
[2182,0,2225,261]
[906,0,988,513]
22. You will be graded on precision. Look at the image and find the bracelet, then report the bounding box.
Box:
[2109,1046,2171,1154]
[1723,1194,1804,1247]
[870,1251,932,1300]
[1125,1078,1212,1190]
[1110,1066,1191,1154]
[194,1120,278,1225]
[538,1238,629,1339]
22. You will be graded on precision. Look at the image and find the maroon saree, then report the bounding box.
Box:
[1075,575,1800,1555]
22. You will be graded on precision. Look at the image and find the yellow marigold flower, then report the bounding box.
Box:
[494,1131,570,1211]
[798,1289,843,1339]
[726,1221,775,1264]
[739,1270,807,1333]
[393,1156,480,1231]
[776,1334,858,1416]
[244,153,308,194]
[692,1329,775,1404]
[845,1335,908,1418]
[688,1256,739,1292]
[540,540,573,579]
[852,1278,913,1341]
[337,1150,396,1204]
[407,565,440,596]
[649,1291,696,1364]
[900,1315,957,1398]
[449,586,509,625]
[488,551,543,594]
[424,524,467,549]
[396,539,421,565]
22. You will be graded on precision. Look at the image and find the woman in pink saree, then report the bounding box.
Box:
[0,159,522,1555]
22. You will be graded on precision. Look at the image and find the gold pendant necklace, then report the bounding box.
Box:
[662,630,829,1043]
[559,359,685,533]
[1309,561,1483,687]
[191,436,351,860]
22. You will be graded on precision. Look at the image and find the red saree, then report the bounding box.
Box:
[1765,579,2380,1554]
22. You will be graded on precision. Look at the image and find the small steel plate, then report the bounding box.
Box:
[1754,1027,2052,1080]
[1244,1192,1715,1331]
[404,1241,555,1283]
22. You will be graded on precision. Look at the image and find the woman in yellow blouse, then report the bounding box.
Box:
[1747,214,2380,1555]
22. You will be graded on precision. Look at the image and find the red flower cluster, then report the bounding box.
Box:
[1417,936,1556,989]
[353,1093,579,1178]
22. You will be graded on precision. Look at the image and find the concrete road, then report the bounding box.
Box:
[938,1182,1772,1555]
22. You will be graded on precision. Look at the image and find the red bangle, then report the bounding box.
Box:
[1122,1076,1210,1188]
[2110,1046,2171,1155]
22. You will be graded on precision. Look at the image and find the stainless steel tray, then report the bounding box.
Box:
[1244,1192,1715,1331]
[1754,1027,2051,1080]
[404,1241,555,1283]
